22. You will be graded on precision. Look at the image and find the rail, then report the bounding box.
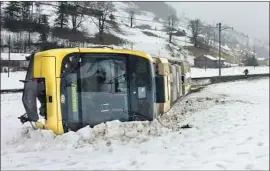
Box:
[1,73,269,94]
[192,73,269,85]
[1,88,24,94]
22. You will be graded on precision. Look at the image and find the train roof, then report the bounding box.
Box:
[35,47,153,61]
[34,47,190,65]
[151,54,189,64]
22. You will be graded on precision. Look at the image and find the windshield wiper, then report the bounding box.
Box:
[122,109,152,121]
[106,73,126,84]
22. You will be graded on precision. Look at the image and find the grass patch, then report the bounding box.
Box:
[135,24,152,30]
[142,31,159,37]
[106,20,125,35]
[51,27,89,42]
[87,33,128,46]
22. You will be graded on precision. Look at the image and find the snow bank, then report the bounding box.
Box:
[2,82,231,154]
[7,119,172,153]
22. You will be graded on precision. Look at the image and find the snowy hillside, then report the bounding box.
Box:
[2,1,265,64]
[1,2,194,61]
[1,78,269,170]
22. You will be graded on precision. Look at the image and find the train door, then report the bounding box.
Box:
[128,56,154,121]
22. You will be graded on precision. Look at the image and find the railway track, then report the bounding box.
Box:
[1,73,269,94]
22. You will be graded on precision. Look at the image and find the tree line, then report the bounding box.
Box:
[1,1,242,57]
[1,1,117,52]
[164,15,218,50]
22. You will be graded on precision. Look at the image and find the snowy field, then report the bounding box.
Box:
[192,66,269,78]
[1,72,26,90]
[1,78,269,170]
[0,53,30,60]
[1,66,269,90]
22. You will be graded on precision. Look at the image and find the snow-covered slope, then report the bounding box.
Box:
[1,2,194,61]
[1,78,269,170]
[1,2,268,65]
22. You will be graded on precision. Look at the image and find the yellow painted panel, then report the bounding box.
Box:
[33,48,153,78]
[56,77,64,135]
[40,57,59,134]
[155,57,171,114]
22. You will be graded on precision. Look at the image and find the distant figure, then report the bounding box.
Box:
[243,69,249,77]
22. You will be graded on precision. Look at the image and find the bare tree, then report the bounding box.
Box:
[164,14,178,43]
[66,2,87,33]
[202,24,213,46]
[54,1,69,29]
[189,19,203,47]
[129,10,135,28]
[90,2,115,43]
[21,2,32,47]
[35,1,42,24]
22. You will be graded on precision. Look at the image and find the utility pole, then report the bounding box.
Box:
[213,21,216,48]
[216,22,233,76]
[218,23,221,76]
[253,44,256,69]
[213,32,216,48]
[204,55,206,71]
[184,35,186,47]
[130,11,134,28]
[8,35,11,78]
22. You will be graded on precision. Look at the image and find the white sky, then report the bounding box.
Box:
[167,2,269,44]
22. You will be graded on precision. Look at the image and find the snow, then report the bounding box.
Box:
[110,4,194,59]
[202,54,225,61]
[1,1,267,63]
[257,57,266,61]
[222,44,231,51]
[191,66,269,78]
[1,78,269,170]
[1,72,26,90]
[1,53,30,60]
[1,2,194,63]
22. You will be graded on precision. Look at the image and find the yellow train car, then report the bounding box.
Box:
[152,56,192,114]
[19,47,191,135]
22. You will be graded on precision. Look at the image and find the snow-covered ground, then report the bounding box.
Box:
[1,71,26,90]
[192,66,269,78]
[1,78,269,170]
[0,53,30,60]
[1,66,269,90]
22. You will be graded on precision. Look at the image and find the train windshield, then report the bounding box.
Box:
[60,53,154,131]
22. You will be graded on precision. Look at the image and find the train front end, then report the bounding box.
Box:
[19,48,157,135]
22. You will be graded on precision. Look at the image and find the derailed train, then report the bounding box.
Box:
[19,47,191,135]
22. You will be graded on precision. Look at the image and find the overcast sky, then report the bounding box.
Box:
[167,2,269,44]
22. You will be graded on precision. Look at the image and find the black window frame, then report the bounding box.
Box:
[60,52,154,132]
